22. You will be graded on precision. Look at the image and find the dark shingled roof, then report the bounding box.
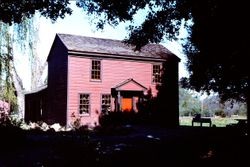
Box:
[56,33,180,61]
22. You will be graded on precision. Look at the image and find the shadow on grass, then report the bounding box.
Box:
[0,118,248,167]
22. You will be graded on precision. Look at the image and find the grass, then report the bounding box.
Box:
[179,116,246,127]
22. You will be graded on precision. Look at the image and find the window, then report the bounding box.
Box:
[152,64,161,83]
[79,94,90,115]
[101,94,111,114]
[91,60,101,80]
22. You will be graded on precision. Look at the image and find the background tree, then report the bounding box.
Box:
[179,87,201,117]
[203,95,247,117]
[0,16,43,118]
[0,0,68,117]
[0,25,17,112]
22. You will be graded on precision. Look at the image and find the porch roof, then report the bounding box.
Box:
[113,78,147,92]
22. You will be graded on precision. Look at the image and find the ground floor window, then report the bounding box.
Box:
[79,94,90,115]
[101,94,111,114]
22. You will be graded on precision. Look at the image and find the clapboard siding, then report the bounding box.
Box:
[67,56,161,126]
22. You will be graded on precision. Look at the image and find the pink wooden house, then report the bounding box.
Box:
[25,34,180,127]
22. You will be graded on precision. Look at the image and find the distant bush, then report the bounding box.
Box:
[214,110,226,117]
[181,110,191,116]
[202,110,212,117]
[190,109,200,116]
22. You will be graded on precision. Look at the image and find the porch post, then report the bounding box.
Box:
[132,97,136,112]
[117,91,121,111]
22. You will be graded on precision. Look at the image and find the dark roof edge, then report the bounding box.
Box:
[168,53,181,62]
[68,50,167,62]
[56,33,69,49]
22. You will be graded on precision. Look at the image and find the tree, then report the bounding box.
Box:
[203,95,247,117]
[75,0,250,132]
[0,0,72,24]
[0,1,72,118]
[0,22,18,113]
[154,59,179,127]
[179,87,201,117]
[0,16,43,118]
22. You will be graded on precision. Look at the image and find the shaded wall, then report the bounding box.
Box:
[25,88,48,123]
[47,36,68,126]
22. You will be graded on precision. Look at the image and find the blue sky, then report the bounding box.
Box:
[18,4,188,90]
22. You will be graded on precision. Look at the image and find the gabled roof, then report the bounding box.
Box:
[56,33,180,61]
[113,78,147,91]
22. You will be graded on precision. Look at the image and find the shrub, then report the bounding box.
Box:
[71,118,81,129]
[181,110,192,116]
[0,113,24,128]
[137,88,156,116]
[202,110,212,117]
[99,111,137,127]
[191,109,200,116]
[214,110,226,117]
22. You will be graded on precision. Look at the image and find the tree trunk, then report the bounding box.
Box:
[247,79,250,136]
[12,66,25,118]
[156,56,180,127]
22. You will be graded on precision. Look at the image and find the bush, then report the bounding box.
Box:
[180,110,192,116]
[214,110,226,117]
[99,111,137,127]
[137,88,157,116]
[202,110,212,117]
[71,118,81,129]
[191,109,200,116]
[0,113,24,128]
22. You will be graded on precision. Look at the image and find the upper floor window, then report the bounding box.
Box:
[91,60,101,80]
[79,93,90,115]
[152,64,161,83]
[101,94,111,114]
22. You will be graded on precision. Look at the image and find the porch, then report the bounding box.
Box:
[111,78,147,112]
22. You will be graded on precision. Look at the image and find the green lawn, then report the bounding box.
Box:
[179,116,246,127]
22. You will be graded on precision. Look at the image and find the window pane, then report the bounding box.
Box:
[153,65,161,83]
[101,94,111,114]
[91,60,101,80]
[79,94,90,114]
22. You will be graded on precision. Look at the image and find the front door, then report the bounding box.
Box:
[121,98,133,112]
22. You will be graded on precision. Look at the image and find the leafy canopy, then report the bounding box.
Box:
[76,0,249,103]
[0,0,72,24]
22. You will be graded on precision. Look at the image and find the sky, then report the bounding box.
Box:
[18,3,188,90]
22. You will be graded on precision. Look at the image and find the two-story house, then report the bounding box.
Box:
[25,33,180,127]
